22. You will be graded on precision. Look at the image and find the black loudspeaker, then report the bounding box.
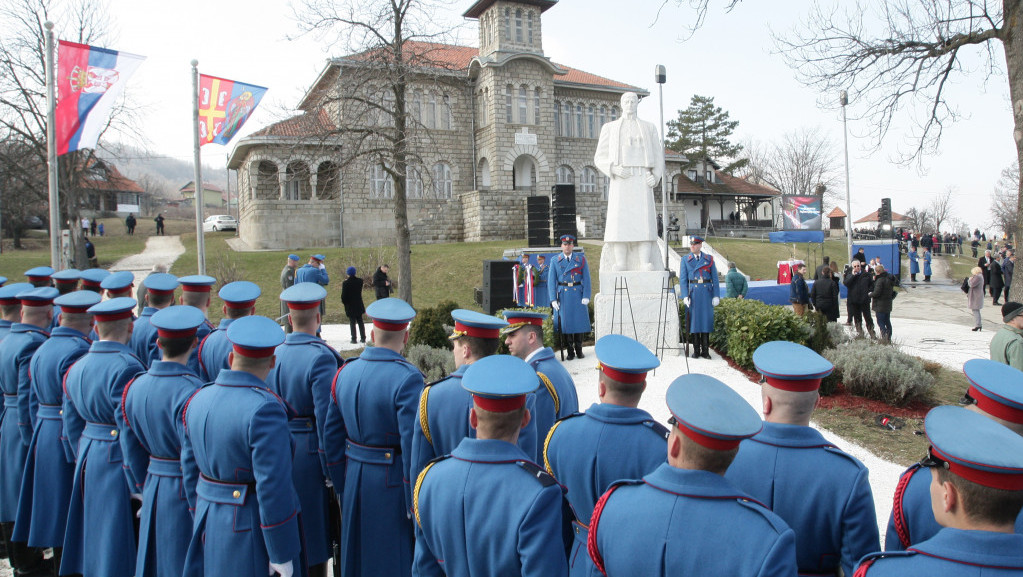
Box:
[526,196,551,248]
[481,260,517,314]
[551,185,577,240]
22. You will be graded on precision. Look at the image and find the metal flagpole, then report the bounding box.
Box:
[45,22,61,268]
[841,90,853,264]
[655,65,669,271]
[192,60,206,275]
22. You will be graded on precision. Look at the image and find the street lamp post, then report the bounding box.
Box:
[840,90,853,264]
[655,64,669,271]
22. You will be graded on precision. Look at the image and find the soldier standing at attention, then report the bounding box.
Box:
[725,341,879,576]
[548,234,591,360]
[679,235,719,359]
[79,269,109,293]
[267,283,342,577]
[50,268,81,330]
[177,275,218,375]
[0,287,57,576]
[280,254,299,333]
[118,306,207,577]
[61,297,145,577]
[13,291,97,576]
[413,355,568,577]
[197,281,261,383]
[323,298,424,577]
[130,273,179,368]
[856,406,1023,576]
[181,316,302,577]
[502,310,578,457]
[587,373,797,577]
[0,283,31,342]
[542,334,665,577]
[411,310,538,478]
[100,270,135,300]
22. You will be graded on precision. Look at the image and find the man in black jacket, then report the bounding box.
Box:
[373,264,391,299]
[843,261,876,339]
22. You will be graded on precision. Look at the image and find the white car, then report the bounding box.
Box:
[203,215,238,232]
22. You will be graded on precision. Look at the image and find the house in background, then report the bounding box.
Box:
[854,210,909,231]
[77,157,145,216]
[178,181,226,208]
[671,157,781,233]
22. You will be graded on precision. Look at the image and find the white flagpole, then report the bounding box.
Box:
[191,60,206,275]
[45,22,61,268]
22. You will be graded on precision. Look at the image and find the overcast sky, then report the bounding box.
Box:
[96,0,1016,233]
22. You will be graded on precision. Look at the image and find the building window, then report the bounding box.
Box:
[478,91,487,126]
[411,91,422,125]
[426,92,437,129]
[515,9,523,42]
[561,101,572,137]
[504,8,510,40]
[611,106,619,122]
[575,104,583,138]
[556,165,574,185]
[587,105,595,138]
[370,164,392,199]
[506,85,513,123]
[518,86,528,124]
[553,101,561,135]
[442,94,452,130]
[687,169,697,180]
[581,167,597,193]
[599,174,609,200]
[706,170,713,183]
[433,162,452,199]
[533,88,541,124]
[406,166,423,199]
[527,11,533,44]
[599,105,607,128]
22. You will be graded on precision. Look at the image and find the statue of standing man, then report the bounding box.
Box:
[594,92,664,271]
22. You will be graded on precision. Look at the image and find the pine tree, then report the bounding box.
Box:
[666,95,747,174]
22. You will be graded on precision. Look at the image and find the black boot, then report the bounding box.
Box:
[565,334,575,360]
[691,334,702,358]
[575,334,585,359]
[1,524,44,577]
[700,333,711,359]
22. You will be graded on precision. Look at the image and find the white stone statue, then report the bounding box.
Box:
[594,92,664,271]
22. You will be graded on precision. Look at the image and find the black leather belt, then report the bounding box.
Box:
[692,279,710,283]
[558,282,578,286]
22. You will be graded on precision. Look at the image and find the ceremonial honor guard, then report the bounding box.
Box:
[50,269,81,330]
[502,310,579,454]
[100,270,136,299]
[0,283,32,342]
[725,341,879,576]
[79,268,110,293]
[23,266,54,288]
[181,316,302,577]
[909,248,919,282]
[411,310,538,478]
[197,281,260,383]
[548,234,591,360]
[413,355,568,577]
[886,359,1023,551]
[268,283,342,577]
[13,291,98,575]
[856,406,1023,576]
[61,297,145,577]
[177,275,218,375]
[117,306,206,577]
[130,272,179,368]
[514,254,537,307]
[679,235,720,359]
[0,287,56,576]
[535,255,551,308]
[296,254,329,318]
[323,297,424,577]
[543,334,665,577]
[588,374,797,577]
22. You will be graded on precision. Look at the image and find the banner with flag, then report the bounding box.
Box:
[55,41,145,155]
[198,74,267,146]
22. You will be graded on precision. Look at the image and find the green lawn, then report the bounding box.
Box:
[703,236,851,281]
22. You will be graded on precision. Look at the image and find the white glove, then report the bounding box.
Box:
[712,297,720,307]
[644,173,659,188]
[581,298,590,306]
[683,297,691,308]
[551,300,560,311]
[269,560,293,577]
[319,263,326,271]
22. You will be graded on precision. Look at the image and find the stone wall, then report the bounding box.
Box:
[463,188,533,241]
[240,199,342,249]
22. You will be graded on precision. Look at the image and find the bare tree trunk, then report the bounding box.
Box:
[1006,0,1023,302]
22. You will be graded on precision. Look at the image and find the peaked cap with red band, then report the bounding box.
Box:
[151,305,205,339]
[595,334,659,383]
[963,358,1023,425]
[80,268,110,289]
[16,286,59,307]
[366,297,416,330]
[100,271,135,296]
[51,269,82,286]
[923,405,1023,491]
[0,283,33,306]
[462,354,539,412]
[448,309,508,340]
[226,315,284,359]
[220,280,261,310]
[53,290,101,314]
[500,310,547,335]
[666,374,762,451]
[87,297,137,322]
[753,341,834,392]
[23,266,54,284]
[178,275,216,293]
[143,273,179,296]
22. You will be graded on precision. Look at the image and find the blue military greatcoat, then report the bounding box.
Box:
[197,318,235,383]
[725,422,879,576]
[0,319,13,341]
[61,340,145,577]
[857,529,1023,576]
[923,250,932,277]
[528,347,578,455]
[323,346,424,577]
[413,438,568,577]
[185,320,215,376]
[117,360,204,577]
[131,307,160,368]
[547,252,591,334]
[12,326,90,547]
[410,365,538,479]
[590,464,797,577]
[542,404,667,577]
[296,264,329,286]
[181,369,303,577]
[680,251,720,333]
[0,323,49,523]
[909,250,920,275]
[266,331,342,567]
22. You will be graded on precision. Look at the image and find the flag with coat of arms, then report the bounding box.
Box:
[197,74,267,146]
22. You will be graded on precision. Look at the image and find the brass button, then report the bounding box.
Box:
[384,453,391,459]
[232,490,241,498]
[59,410,63,415]
[110,429,117,437]
[307,422,313,429]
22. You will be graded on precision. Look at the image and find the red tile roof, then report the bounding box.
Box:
[77,159,144,193]
[827,207,847,218]
[854,210,908,224]
[674,169,779,198]
[249,108,337,138]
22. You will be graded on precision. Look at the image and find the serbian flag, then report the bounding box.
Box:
[55,41,145,155]
[198,74,267,146]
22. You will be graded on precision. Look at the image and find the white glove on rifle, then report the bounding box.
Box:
[683,297,690,308]
[269,560,293,577]
[712,297,720,306]
[581,298,590,306]
[551,300,560,311]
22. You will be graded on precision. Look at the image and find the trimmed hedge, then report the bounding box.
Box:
[408,300,459,349]
[709,298,810,370]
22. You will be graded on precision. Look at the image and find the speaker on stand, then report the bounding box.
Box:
[552,184,577,241]
[526,196,551,248]
[478,259,518,314]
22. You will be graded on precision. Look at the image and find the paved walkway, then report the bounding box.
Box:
[110,235,187,285]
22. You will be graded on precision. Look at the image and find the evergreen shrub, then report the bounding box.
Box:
[408,300,459,349]
[404,344,455,382]
[709,298,809,370]
[822,339,933,406]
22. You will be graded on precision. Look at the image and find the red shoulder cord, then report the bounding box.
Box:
[587,483,623,576]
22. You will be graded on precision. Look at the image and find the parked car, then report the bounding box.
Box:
[202,215,237,232]
[24,216,44,229]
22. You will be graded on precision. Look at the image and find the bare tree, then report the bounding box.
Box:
[739,127,840,205]
[929,188,955,234]
[657,0,743,40]
[991,162,1020,236]
[903,207,934,233]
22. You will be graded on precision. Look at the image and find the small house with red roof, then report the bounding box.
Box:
[178,181,227,208]
[76,157,145,215]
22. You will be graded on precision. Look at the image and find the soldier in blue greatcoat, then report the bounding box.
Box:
[923,246,933,282]
[679,235,720,359]
[118,306,206,577]
[50,268,81,330]
[543,334,665,577]
[178,275,217,376]
[23,266,54,288]
[181,316,303,577]
[61,297,145,577]
[0,287,56,575]
[13,291,97,575]
[885,359,1023,551]
[79,268,109,293]
[908,247,919,281]
[502,310,578,457]
[855,406,1023,576]
[267,283,342,577]
[726,341,879,576]
[413,355,568,577]
[100,270,135,300]
[588,373,797,577]
[0,284,31,343]
[197,281,260,383]
[323,298,424,577]
[130,272,179,368]
[548,235,591,360]
[410,310,538,479]
[296,254,330,319]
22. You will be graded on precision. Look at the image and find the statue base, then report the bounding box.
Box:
[594,268,681,356]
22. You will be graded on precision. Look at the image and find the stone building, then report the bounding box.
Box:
[227,0,699,249]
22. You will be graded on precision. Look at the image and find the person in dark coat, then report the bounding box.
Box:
[810,266,840,322]
[979,250,994,294]
[990,258,1005,305]
[844,261,877,338]
[341,267,366,344]
[789,264,811,316]
[870,264,896,343]
[373,265,392,300]
[1004,252,1015,303]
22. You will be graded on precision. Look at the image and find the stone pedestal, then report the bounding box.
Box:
[594,246,681,355]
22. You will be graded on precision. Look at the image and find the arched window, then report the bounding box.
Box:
[553,101,561,135]
[316,161,340,200]
[406,166,423,199]
[581,167,597,193]
[505,85,513,123]
[533,88,541,124]
[426,91,437,128]
[575,104,583,138]
[587,105,595,138]
[561,101,572,137]
[527,11,534,44]
[478,90,488,126]
[556,165,575,185]
[370,164,392,199]
[441,94,452,130]
[599,174,609,200]
[599,105,608,128]
[518,85,528,124]
[285,161,310,200]
[433,162,452,199]
[515,9,523,42]
[611,106,619,122]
